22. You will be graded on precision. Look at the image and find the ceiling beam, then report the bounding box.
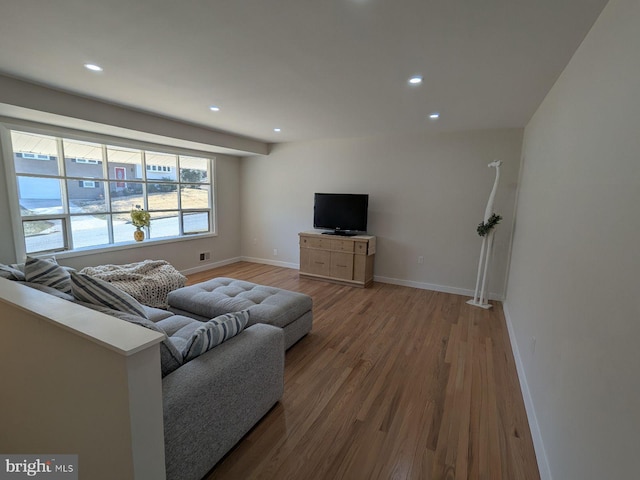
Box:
[0,75,269,156]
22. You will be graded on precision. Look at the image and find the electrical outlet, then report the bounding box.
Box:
[199,252,211,261]
[273,249,278,256]
[418,256,424,264]
[199,253,205,261]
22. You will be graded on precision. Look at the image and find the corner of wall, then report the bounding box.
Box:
[502,302,552,480]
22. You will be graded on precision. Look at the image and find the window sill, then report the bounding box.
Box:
[45,232,217,261]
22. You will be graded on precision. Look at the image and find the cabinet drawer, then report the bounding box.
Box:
[354,241,368,255]
[308,249,331,276]
[303,236,332,250]
[330,252,354,280]
[330,239,354,253]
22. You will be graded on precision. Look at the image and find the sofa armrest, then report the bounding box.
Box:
[162,323,284,480]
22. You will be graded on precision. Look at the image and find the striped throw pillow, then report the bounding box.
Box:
[182,310,250,362]
[70,272,148,319]
[24,256,72,294]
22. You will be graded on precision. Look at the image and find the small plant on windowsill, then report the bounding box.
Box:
[131,205,151,242]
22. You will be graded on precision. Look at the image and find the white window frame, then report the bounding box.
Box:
[0,121,217,260]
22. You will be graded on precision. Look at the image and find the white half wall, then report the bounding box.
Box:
[505,0,640,478]
[0,279,166,480]
[240,129,523,298]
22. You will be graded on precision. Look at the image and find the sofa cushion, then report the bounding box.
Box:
[24,256,72,295]
[167,278,312,328]
[75,301,183,377]
[18,281,75,301]
[0,263,25,281]
[156,315,201,337]
[143,305,175,323]
[176,310,250,363]
[70,271,148,319]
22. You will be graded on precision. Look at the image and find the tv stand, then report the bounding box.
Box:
[299,231,376,287]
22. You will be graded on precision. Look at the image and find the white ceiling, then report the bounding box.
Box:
[0,0,608,145]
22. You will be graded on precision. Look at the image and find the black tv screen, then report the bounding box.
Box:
[313,193,368,235]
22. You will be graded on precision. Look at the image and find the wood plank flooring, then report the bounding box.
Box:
[190,262,540,480]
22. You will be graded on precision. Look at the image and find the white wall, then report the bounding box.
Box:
[0,145,16,261]
[241,129,523,298]
[505,0,640,478]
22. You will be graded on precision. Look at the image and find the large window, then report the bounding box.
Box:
[7,129,214,254]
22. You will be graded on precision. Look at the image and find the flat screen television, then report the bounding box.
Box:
[313,193,368,236]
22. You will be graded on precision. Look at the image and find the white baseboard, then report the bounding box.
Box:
[180,257,242,276]
[240,256,299,270]
[502,303,552,480]
[373,274,504,301]
[183,257,505,302]
[182,257,505,301]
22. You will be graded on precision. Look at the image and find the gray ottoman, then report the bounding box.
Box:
[167,277,313,349]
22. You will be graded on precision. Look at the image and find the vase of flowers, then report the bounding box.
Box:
[130,205,151,242]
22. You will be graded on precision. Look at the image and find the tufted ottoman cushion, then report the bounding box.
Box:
[167,277,313,348]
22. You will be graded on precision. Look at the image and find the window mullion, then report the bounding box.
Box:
[102,144,114,245]
[177,156,184,236]
[57,137,72,251]
[141,150,148,210]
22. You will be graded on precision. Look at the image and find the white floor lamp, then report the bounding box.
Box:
[467,160,502,309]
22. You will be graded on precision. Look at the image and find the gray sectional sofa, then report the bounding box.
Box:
[161,321,284,480]
[1,261,313,480]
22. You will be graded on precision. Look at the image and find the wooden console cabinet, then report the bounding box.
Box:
[298,231,376,287]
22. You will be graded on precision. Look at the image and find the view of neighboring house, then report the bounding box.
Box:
[15,153,181,202]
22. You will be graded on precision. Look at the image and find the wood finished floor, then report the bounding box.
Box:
[190,262,540,480]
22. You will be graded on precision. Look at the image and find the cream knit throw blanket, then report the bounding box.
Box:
[80,260,187,309]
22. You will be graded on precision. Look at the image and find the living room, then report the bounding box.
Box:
[1,0,638,479]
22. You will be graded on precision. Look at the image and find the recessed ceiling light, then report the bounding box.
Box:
[408,75,423,85]
[84,63,103,72]
[273,128,281,133]
[209,105,220,112]
[429,112,440,120]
